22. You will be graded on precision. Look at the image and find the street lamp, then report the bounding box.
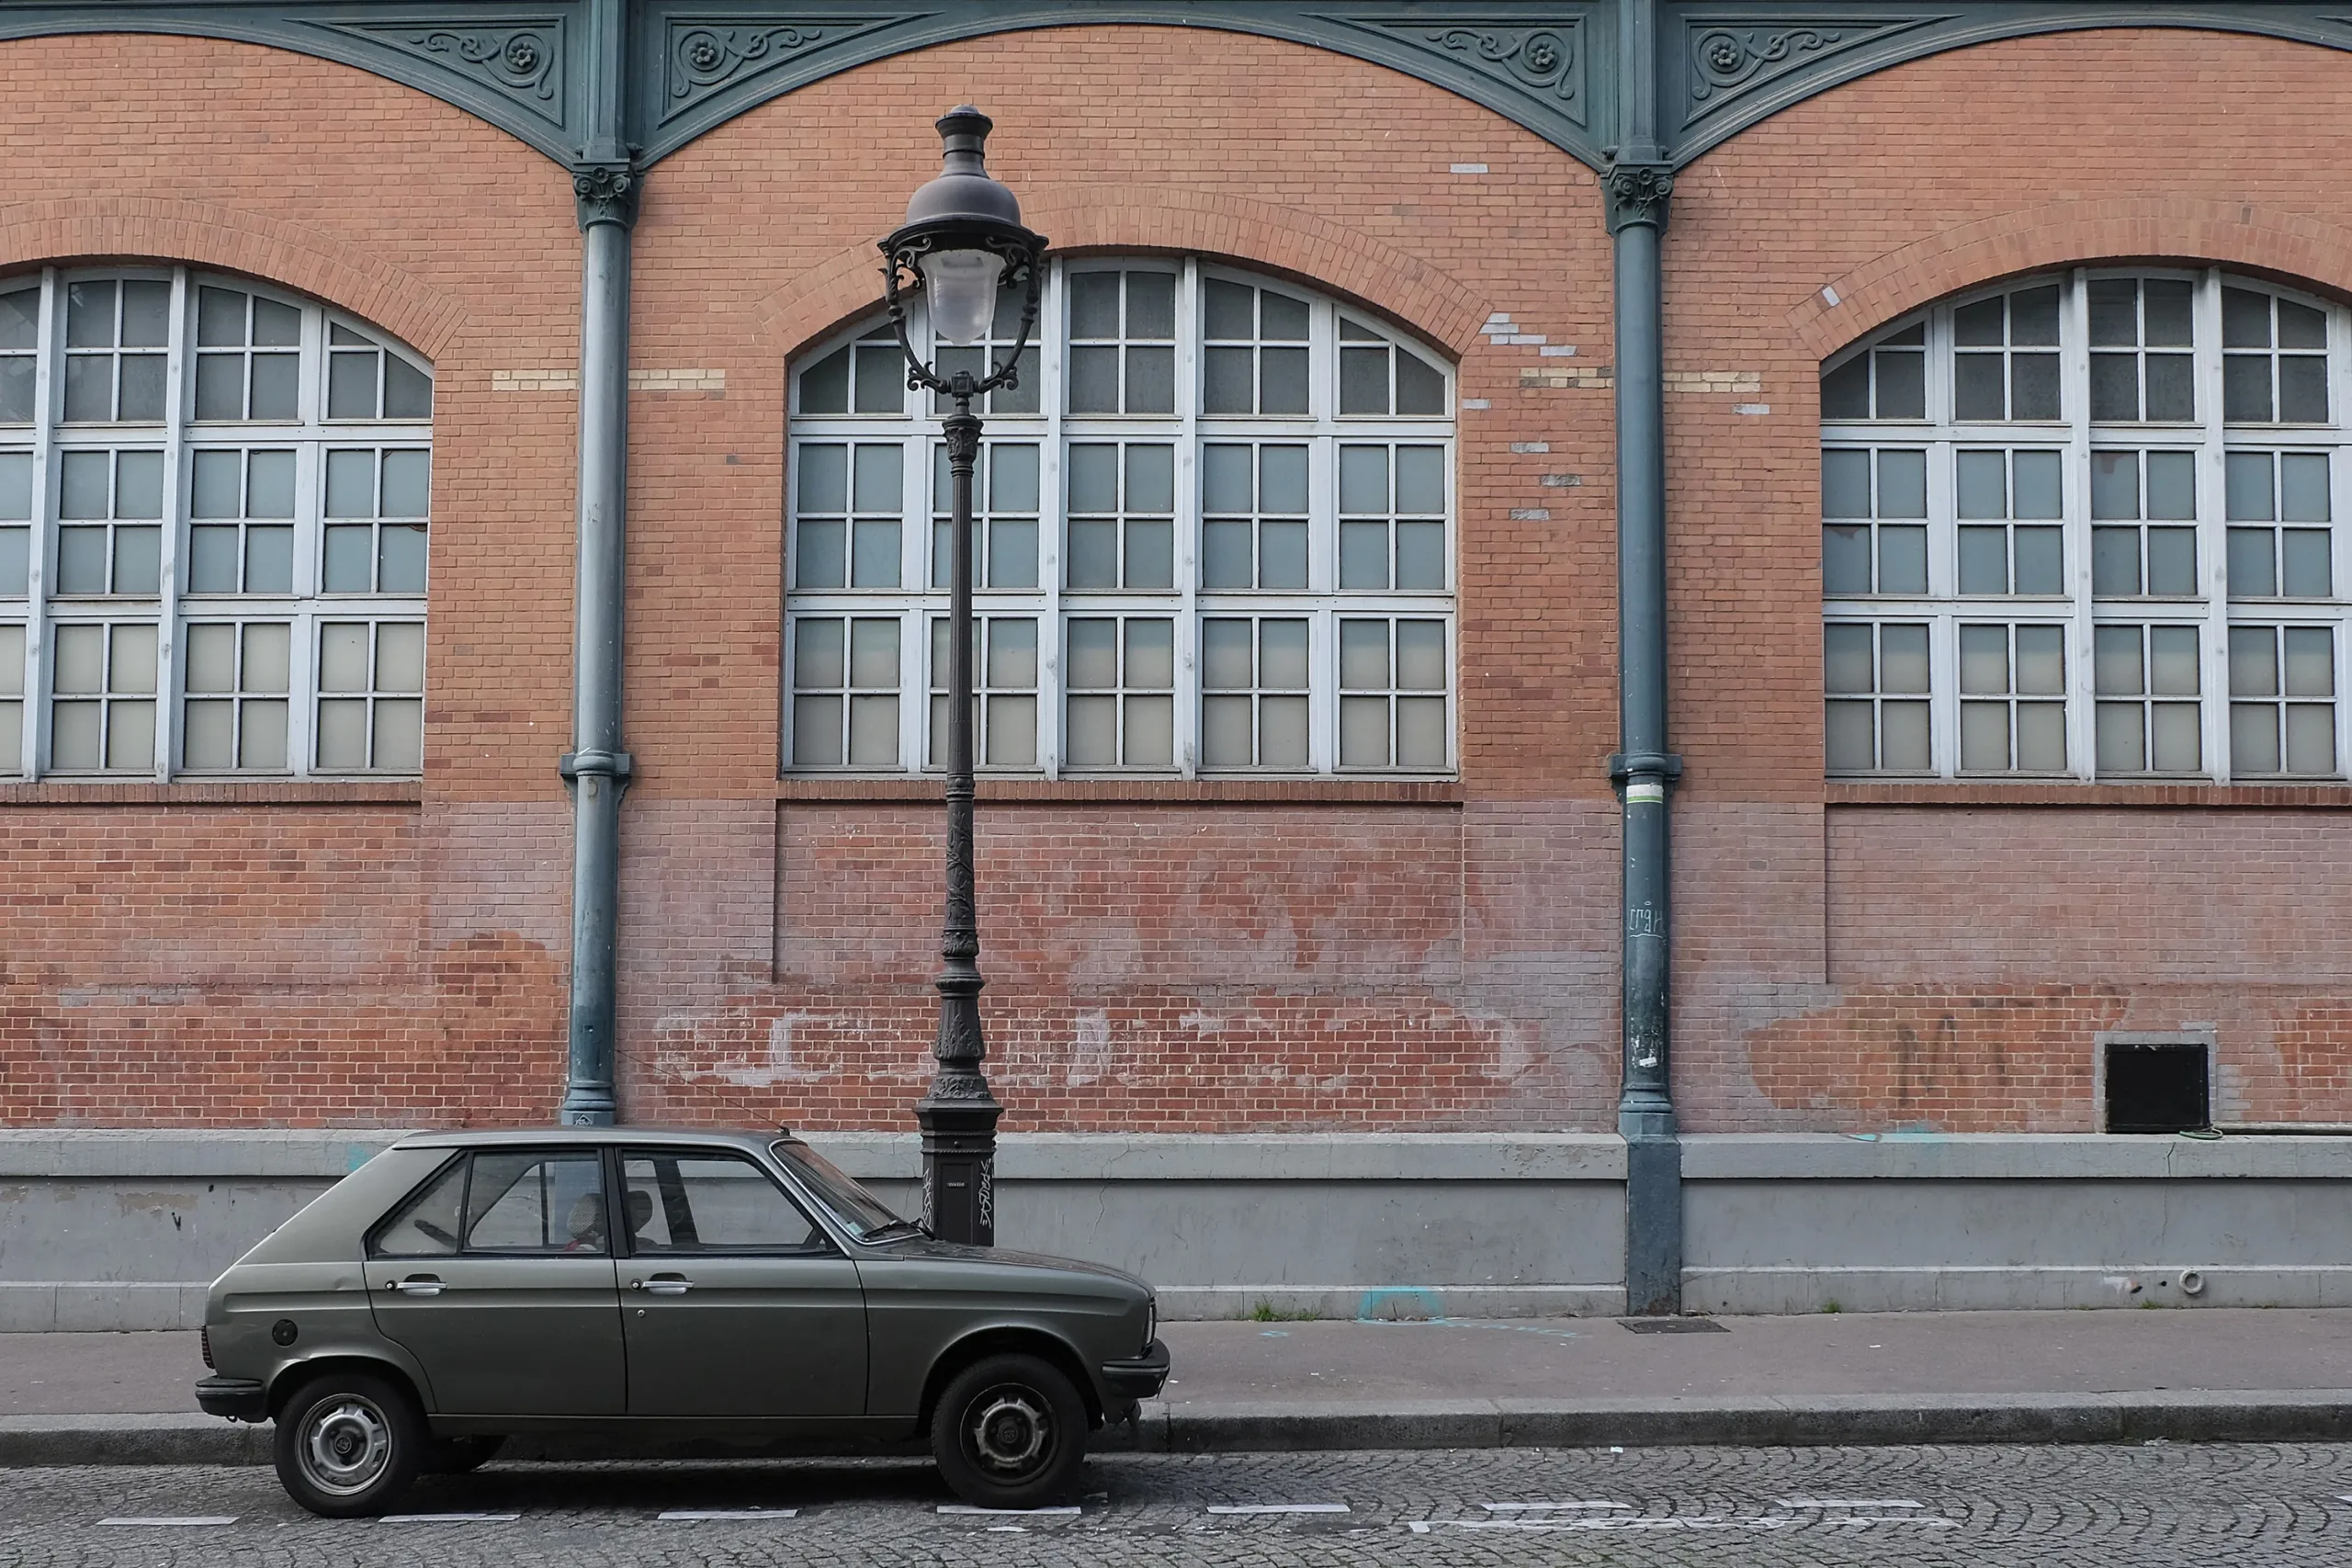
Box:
[879,107,1047,1246]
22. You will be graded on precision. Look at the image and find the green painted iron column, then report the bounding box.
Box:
[1605,0,1685,1314]
[560,0,637,1125]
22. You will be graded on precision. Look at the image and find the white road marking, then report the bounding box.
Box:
[937,1505,1081,1516]
[378,1513,521,1523]
[1207,1503,1351,1514]
[658,1509,798,1520]
[1779,1498,1922,1508]
[986,1525,1027,1532]
[96,1517,238,1527]
[1481,1501,1634,1511]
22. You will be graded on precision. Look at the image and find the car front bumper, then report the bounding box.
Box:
[195,1376,267,1422]
[1100,1338,1171,1400]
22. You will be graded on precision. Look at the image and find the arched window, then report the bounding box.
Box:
[784,258,1454,776]
[1823,269,2346,781]
[0,267,431,779]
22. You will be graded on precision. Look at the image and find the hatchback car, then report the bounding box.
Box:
[194,1128,1169,1517]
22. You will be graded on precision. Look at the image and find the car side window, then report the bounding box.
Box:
[464,1151,608,1255]
[372,1157,467,1257]
[621,1152,825,1255]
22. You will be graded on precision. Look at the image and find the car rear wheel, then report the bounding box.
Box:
[273,1370,425,1518]
[931,1352,1089,1510]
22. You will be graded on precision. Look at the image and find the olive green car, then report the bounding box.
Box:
[195,1128,1169,1517]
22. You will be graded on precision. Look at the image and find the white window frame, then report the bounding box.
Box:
[0,265,431,781]
[783,256,1456,779]
[1824,266,2350,783]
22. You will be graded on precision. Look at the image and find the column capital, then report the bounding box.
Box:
[1602,159,1675,235]
[572,161,641,231]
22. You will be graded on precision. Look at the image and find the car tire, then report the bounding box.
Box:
[931,1352,1089,1510]
[423,1435,505,1474]
[273,1369,427,1518]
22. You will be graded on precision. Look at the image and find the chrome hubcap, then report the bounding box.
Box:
[299,1395,392,1495]
[966,1387,1050,1475]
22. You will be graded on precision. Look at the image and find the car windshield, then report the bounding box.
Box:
[771,1140,904,1240]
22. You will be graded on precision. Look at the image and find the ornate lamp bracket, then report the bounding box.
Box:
[879,231,1047,401]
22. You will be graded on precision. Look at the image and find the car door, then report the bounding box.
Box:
[616,1147,867,1418]
[367,1146,626,1416]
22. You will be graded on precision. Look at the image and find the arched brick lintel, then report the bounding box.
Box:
[0,198,465,363]
[754,183,1492,368]
[1790,197,2352,363]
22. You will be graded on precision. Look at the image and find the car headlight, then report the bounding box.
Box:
[1143,1299,1157,1353]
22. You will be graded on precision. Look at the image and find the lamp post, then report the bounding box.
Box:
[879,107,1047,1247]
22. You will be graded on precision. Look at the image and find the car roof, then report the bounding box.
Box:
[393,1127,790,1152]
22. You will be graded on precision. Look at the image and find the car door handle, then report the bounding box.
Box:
[388,1275,445,1296]
[631,1275,693,1295]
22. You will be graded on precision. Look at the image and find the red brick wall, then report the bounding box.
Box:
[1667,27,2352,1130]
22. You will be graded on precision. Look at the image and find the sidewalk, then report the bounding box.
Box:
[6,1308,2351,1463]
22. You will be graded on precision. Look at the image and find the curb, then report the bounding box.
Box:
[7,1392,2350,1467]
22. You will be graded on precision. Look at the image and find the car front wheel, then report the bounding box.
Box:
[931,1352,1089,1510]
[273,1370,426,1518]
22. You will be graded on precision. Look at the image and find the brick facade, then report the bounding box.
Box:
[0,24,2346,1134]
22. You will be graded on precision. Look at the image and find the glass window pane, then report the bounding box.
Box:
[1875,450,1926,518]
[1260,292,1308,341]
[1260,520,1306,590]
[244,623,291,692]
[1125,273,1175,338]
[1396,521,1445,590]
[985,694,1035,767]
[2143,280,2194,346]
[799,347,850,412]
[2280,454,2331,522]
[373,699,423,772]
[2285,626,2335,696]
[2227,527,2276,597]
[2092,528,2141,596]
[1880,700,1931,770]
[1340,446,1386,513]
[2151,704,2201,773]
[1396,354,1445,415]
[1339,695,1389,767]
[1877,525,1927,595]
[1202,521,1250,588]
[378,525,427,593]
[1072,273,1124,338]
[2144,355,2194,422]
[2010,355,2061,421]
[2278,356,2329,423]
[383,356,432,420]
[112,527,160,595]
[1958,527,2007,594]
[1260,446,1307,513]
[1125,445,1174,513]
[106,699,155,770]
[379,451,429,517]
[2148,528,2198,596]
[375,623,424,693]
[1127,620,1174,688]
[1065,619,1117,688]
[2222,288,2272,349]
[0,289,33,352]
[1395,446,1443,513]
[2089,354,2138,422]
[2229,626,2278,695]
[987,518,1036,589]
[180,699,235,771]
[49,700,100,768]
[187,527,238,593]
[2223,355,2272,423]
[328,352,378,419]
[2090,451,2138,519]
[117,280,167,347]
[191,450,243,518]
[2015,626,2065,693]
[1067,444,1115,513]
[249,355,299,421]
[1825,700,1875,770]
[849,618,899,687]
[0,454,25,519]
[2013,527,2063,594]
[2094,626,2143,694]
[1065,694,1115,766]
[1396,621,1445,689]
[797,445,848,513]
[1260,694,1308,766]
[1202,445,1252,513]
[850,519,899,589]
[1396,696,1448,766]
[1959,625,2009,692]
[2016,703,2066,771]
[2087,280,2138,347]
[1953,298,2005,346]
[1201,694,1253,765]
[2231,702,2280,773]
[846,694,897,765]
[110,624,158,688]
[1340,347,1388,415]
[2097,701,2144,773]
[987,618,1037,689]
[1339,619,1388,688]
[1821,450,1870,517]
[1955,451,2005,518]
[319,623,371,692]
[0,526,25,597]
[193,356,243,421]
[1820,356,1871,420]
[1823,526,1871,595]
[1258,347,1307,414]
[852,444,899,513]
[185,623,236,693]
[1823,624,1874,694]
[2282,530,2332,598]
[2225,453,2274,521]
[2143,451,2195,519]
[54,528,105,593]
[1960,702,2010,769]
[2144,626,2199,696]
[1124,694,1173,766]
[113,451,162,518]
[64,281,114,347]
[2278,298,2328,350]
[1340,521,1387,590]
[1874,351,1925,420]
[1881,624,1930,693]
[62,356,110,422]
[1125,345,1175,412]
[1067,519,1116,588]
[796,518,846,588]
[1260,619,1309,687]
[2285,704,2335,773]
[851,344,902,414]
[1068,344,1118,412]
[2009,286,2060,345]
[792,695,842,765]
[322,525,372,592]
[2012,451,2062,518]
[325,450,375,517]
[1201,346,1251,413]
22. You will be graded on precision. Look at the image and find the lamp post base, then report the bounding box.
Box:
[917,1092,1002,1245]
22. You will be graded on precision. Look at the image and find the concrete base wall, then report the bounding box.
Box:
[2,1130,2345,1328]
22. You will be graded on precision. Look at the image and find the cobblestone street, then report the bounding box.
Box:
[7,1443,2352,1566]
